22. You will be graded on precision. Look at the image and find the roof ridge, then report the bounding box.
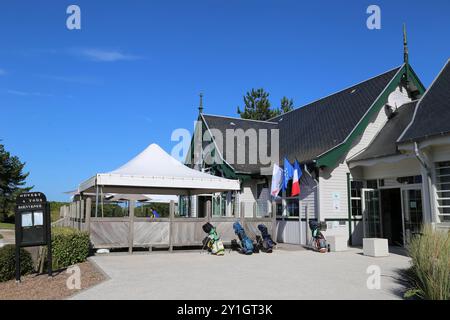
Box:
[270,65,403,121]
[202,113,278,124]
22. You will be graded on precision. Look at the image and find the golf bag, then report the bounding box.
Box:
[257,224,276,253]
[202,222,225,256]
[232,221,254,255]
[308,221,327,253]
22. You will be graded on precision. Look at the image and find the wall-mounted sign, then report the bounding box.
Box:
[332,192,341,212]
[15,192,52,281]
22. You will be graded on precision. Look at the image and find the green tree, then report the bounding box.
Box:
[237,89,294,121]
[280,96,294,114]
[0,143,32,222]
[237,88,277,121]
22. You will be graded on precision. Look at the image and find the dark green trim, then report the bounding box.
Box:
[347,172,352,246]
[188,115,250,181]
[210,162,239,180]
[316,64,424,168]
[275,217,362,222]
[407,66,426,95]
[324,218,363,222]
[186,114,204,167]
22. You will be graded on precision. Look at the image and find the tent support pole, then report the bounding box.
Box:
[169,200,175,252]
[272,200,277,244]
[100,186,104,218]
[188,191,192,218]
[128,200,135,254]
[85,197,91,234]
[95,185,99,218]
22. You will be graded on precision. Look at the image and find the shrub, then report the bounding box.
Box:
[52,227,90,270]
[0,245,34,282]
[406,225,450,300]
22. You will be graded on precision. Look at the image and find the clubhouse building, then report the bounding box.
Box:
[187,54,450,247]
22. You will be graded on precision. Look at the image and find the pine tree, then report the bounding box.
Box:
[237,88,277,121]
[237,89,295,120]
[0,143,32,222]
[280,96,294,114]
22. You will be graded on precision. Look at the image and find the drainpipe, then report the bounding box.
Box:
[413,142,434,225]
[314,162,321,223]
[414,142,428,171]
[346,172,353,246]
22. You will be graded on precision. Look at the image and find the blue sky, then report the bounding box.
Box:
[1,0,449,201]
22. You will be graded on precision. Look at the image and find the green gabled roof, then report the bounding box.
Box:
[316,64,425,167]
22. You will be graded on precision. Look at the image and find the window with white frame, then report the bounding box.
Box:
[350,180,364,216]
[435,161,450,222]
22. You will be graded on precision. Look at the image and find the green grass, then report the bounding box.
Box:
[404,225,450,300]
[0,223,14,230]
[0,234,3,240]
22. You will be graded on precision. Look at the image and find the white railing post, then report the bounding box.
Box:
[305,204,310,246]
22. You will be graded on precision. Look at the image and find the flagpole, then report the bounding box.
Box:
[295,158,303,245]
[299,159,311,247]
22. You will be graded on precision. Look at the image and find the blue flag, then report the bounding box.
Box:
[282,158,294,191]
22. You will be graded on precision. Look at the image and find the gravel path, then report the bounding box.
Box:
[0,230,15,247]
[0,261,106,300]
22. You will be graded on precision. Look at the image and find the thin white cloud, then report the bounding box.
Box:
[36,74,103,85]
[7,89,54,97]
[7,89,29,96]
[19,47,142,62]
[74,48,142,62]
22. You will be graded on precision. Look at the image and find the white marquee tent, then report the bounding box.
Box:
[78,143,240,196]
[103,193,179,203]
[61,144,274,251]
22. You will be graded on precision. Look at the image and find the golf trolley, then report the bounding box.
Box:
[308,221,328,253]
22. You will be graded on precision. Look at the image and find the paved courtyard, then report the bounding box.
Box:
[73,247,410,300]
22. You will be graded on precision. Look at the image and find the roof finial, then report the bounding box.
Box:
[403,23,409,66]
[198,92,204,114]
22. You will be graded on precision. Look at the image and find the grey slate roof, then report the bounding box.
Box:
[201,115,278,174]
[349,101,418,162]
[399,59,450,142]
[201,67,402,174]
[272,67,401,163]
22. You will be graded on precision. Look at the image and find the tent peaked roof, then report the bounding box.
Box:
[109,143,208,178]
[78,143,240,195]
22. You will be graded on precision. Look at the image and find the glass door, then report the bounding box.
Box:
[402,189,423,244]
[362,189,382,238]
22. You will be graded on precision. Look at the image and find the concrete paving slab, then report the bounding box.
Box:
[72,247,410,300]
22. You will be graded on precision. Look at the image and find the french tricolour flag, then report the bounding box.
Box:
[291,160,303,197]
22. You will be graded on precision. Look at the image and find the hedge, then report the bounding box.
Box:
[0,245,34,282]
[52,227,90,270]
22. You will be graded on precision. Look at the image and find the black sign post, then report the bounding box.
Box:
[15,192,52,282]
